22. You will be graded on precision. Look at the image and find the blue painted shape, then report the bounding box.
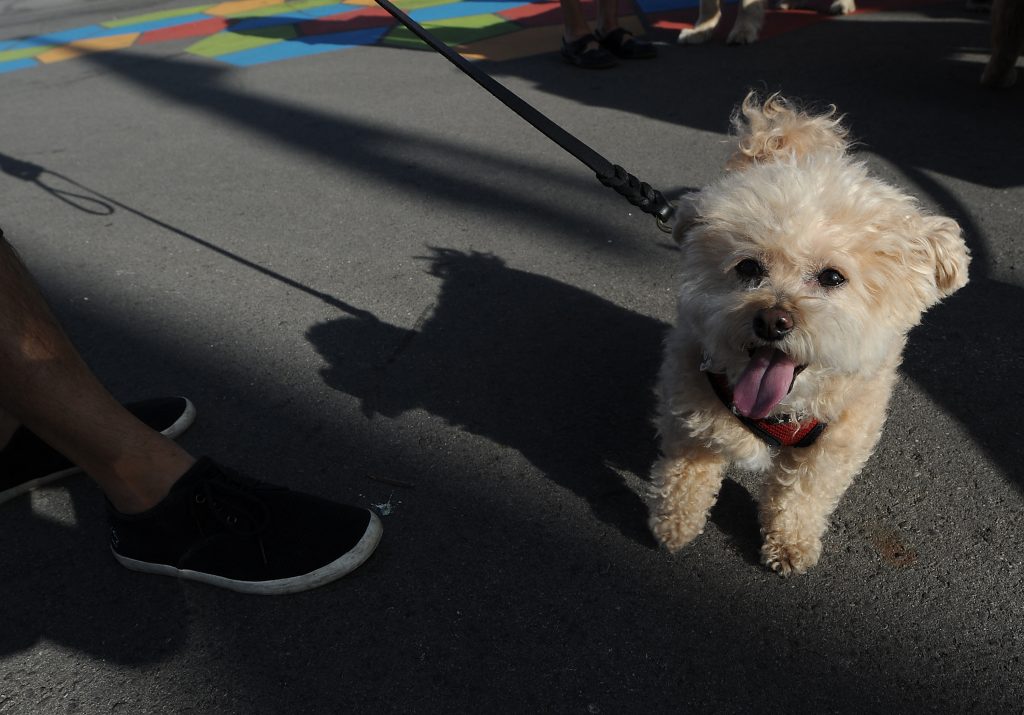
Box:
[230,14,309,31]
[20,25,109,46]
[6,23,133,49]
[0,57,38,73]
[217,26,388,65]
[409,1,530,22]
[230,6,364,32]
[297,26,391,45]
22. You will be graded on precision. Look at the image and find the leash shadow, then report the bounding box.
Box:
[306,248,665,545]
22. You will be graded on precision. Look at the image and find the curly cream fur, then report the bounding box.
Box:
[648,93,970,575]
[726,93,848,170]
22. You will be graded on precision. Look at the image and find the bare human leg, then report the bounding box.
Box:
[0,232,194,513]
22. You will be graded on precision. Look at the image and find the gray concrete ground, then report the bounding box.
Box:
[1,0,1023,712]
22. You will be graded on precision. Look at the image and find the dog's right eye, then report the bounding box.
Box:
[735,259,764,281]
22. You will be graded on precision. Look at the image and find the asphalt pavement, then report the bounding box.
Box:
[1,0,1023,712]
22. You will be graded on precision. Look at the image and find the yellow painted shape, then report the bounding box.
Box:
[241,0,340,16]
[36,32,141,63]
[206,0,287,16]
[457,24,560,61]
[458,15,642,61]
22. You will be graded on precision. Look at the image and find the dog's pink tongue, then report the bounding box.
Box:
[732,347,798,420]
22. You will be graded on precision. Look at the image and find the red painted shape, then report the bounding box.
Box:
[500,0,637,27]
[498,2,561,26]
[759,7,823,39]
[137,17,230,45]
[298,8,396,35]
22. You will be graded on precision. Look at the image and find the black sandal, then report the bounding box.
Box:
[596,27,657,59]
[561,33,618,69]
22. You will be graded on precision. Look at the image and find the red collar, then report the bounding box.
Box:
[706,371,826,448]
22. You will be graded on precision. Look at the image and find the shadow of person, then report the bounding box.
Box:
[306,248,666,545]
[0,479,188,662]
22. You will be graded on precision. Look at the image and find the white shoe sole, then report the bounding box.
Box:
[112,511,383,595]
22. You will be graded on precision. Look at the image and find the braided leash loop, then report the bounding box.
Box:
[373,0,678,236]
[598,165,676,233]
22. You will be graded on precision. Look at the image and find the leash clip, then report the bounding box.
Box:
[656,202,676,234]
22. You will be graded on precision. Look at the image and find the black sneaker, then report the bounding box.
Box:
[108,458,383,595]
[0,396,196,506]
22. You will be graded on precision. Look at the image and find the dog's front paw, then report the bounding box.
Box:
[760,531,822,576]
[828,0,855,14]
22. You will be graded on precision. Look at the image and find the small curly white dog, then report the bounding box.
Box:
[648,93,970,575]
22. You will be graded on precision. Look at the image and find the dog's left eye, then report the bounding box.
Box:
[817,268,846,287]
[735,259,764,280]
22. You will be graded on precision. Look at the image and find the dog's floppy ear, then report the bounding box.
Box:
[872,214,970,312]
[670,193,702,245]
[726,92,849,170]
[914,216,971,299]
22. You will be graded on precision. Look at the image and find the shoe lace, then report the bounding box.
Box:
[190,467,287,565]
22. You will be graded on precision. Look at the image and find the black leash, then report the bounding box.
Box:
[374,0,676,233]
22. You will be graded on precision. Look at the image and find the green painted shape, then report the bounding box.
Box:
[393,0,465,10]
[102,5,214,27]
[188,24,296,56]
[0,45,53,62]
[229,0,339,18]
[383,14,518,48]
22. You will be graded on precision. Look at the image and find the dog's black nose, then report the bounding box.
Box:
[753,308,794,341]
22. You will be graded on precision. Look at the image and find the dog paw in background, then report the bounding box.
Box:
[647,93,970,576]
[776,0,856,15]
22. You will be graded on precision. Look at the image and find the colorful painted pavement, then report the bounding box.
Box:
[0,0,948,73]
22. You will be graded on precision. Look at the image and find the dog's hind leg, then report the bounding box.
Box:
[677,0,723,44]
[648,446,728,552]
[981,0,1023,88]
[727,0,765,44]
